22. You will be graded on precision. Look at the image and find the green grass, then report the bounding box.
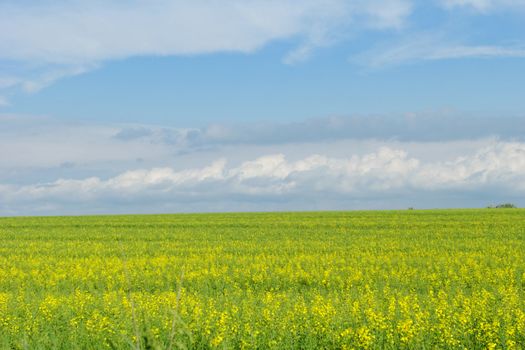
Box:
[0,209,524,349]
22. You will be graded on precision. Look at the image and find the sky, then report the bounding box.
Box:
[1,0,525,215]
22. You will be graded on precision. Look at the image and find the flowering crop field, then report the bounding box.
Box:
[0,210,524,349]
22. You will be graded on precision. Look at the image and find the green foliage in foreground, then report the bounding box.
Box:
[0,209,524,349]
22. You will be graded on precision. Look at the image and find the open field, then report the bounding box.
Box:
[0,210,524,349]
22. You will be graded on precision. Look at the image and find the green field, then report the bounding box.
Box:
[0,210,524,349]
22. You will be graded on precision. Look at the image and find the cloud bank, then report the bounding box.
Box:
[2,142,524,215]
[2,113,524,174]
[113,113,525,146]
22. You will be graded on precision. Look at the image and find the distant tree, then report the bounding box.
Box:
[487,203,517,209]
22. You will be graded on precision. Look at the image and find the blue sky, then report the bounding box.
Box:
[1,0,525,215]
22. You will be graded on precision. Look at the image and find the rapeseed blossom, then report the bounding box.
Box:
[0,210,523,348]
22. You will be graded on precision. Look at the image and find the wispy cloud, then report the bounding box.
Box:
[356,31,525,68]
[1,0,525,98]
[0,96,9,107]
[20,64,99,93]
[0,0,412,95]
[0,0,412,63]
[440,0,525,12]
[112,113,525,146]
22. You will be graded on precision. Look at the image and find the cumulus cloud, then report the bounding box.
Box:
[2,114,525,214]
[2,142,525,215]
[414,142,525,190]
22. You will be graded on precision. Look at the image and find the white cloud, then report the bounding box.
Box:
[1,0,524,97]
[356,32,525,67]
[0,96,9,107]
[0,0,412,95]
[0,77,21,89]
[0,0,411,64]
[2,113,525,173]
[2,114,525,214]
[425,45,525,59]
[282,0,412,64]
[415,142,525,189]
[20,64,98,93]
[2,142,525,215]
[359,1,413,28]
[441,0,525,12]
